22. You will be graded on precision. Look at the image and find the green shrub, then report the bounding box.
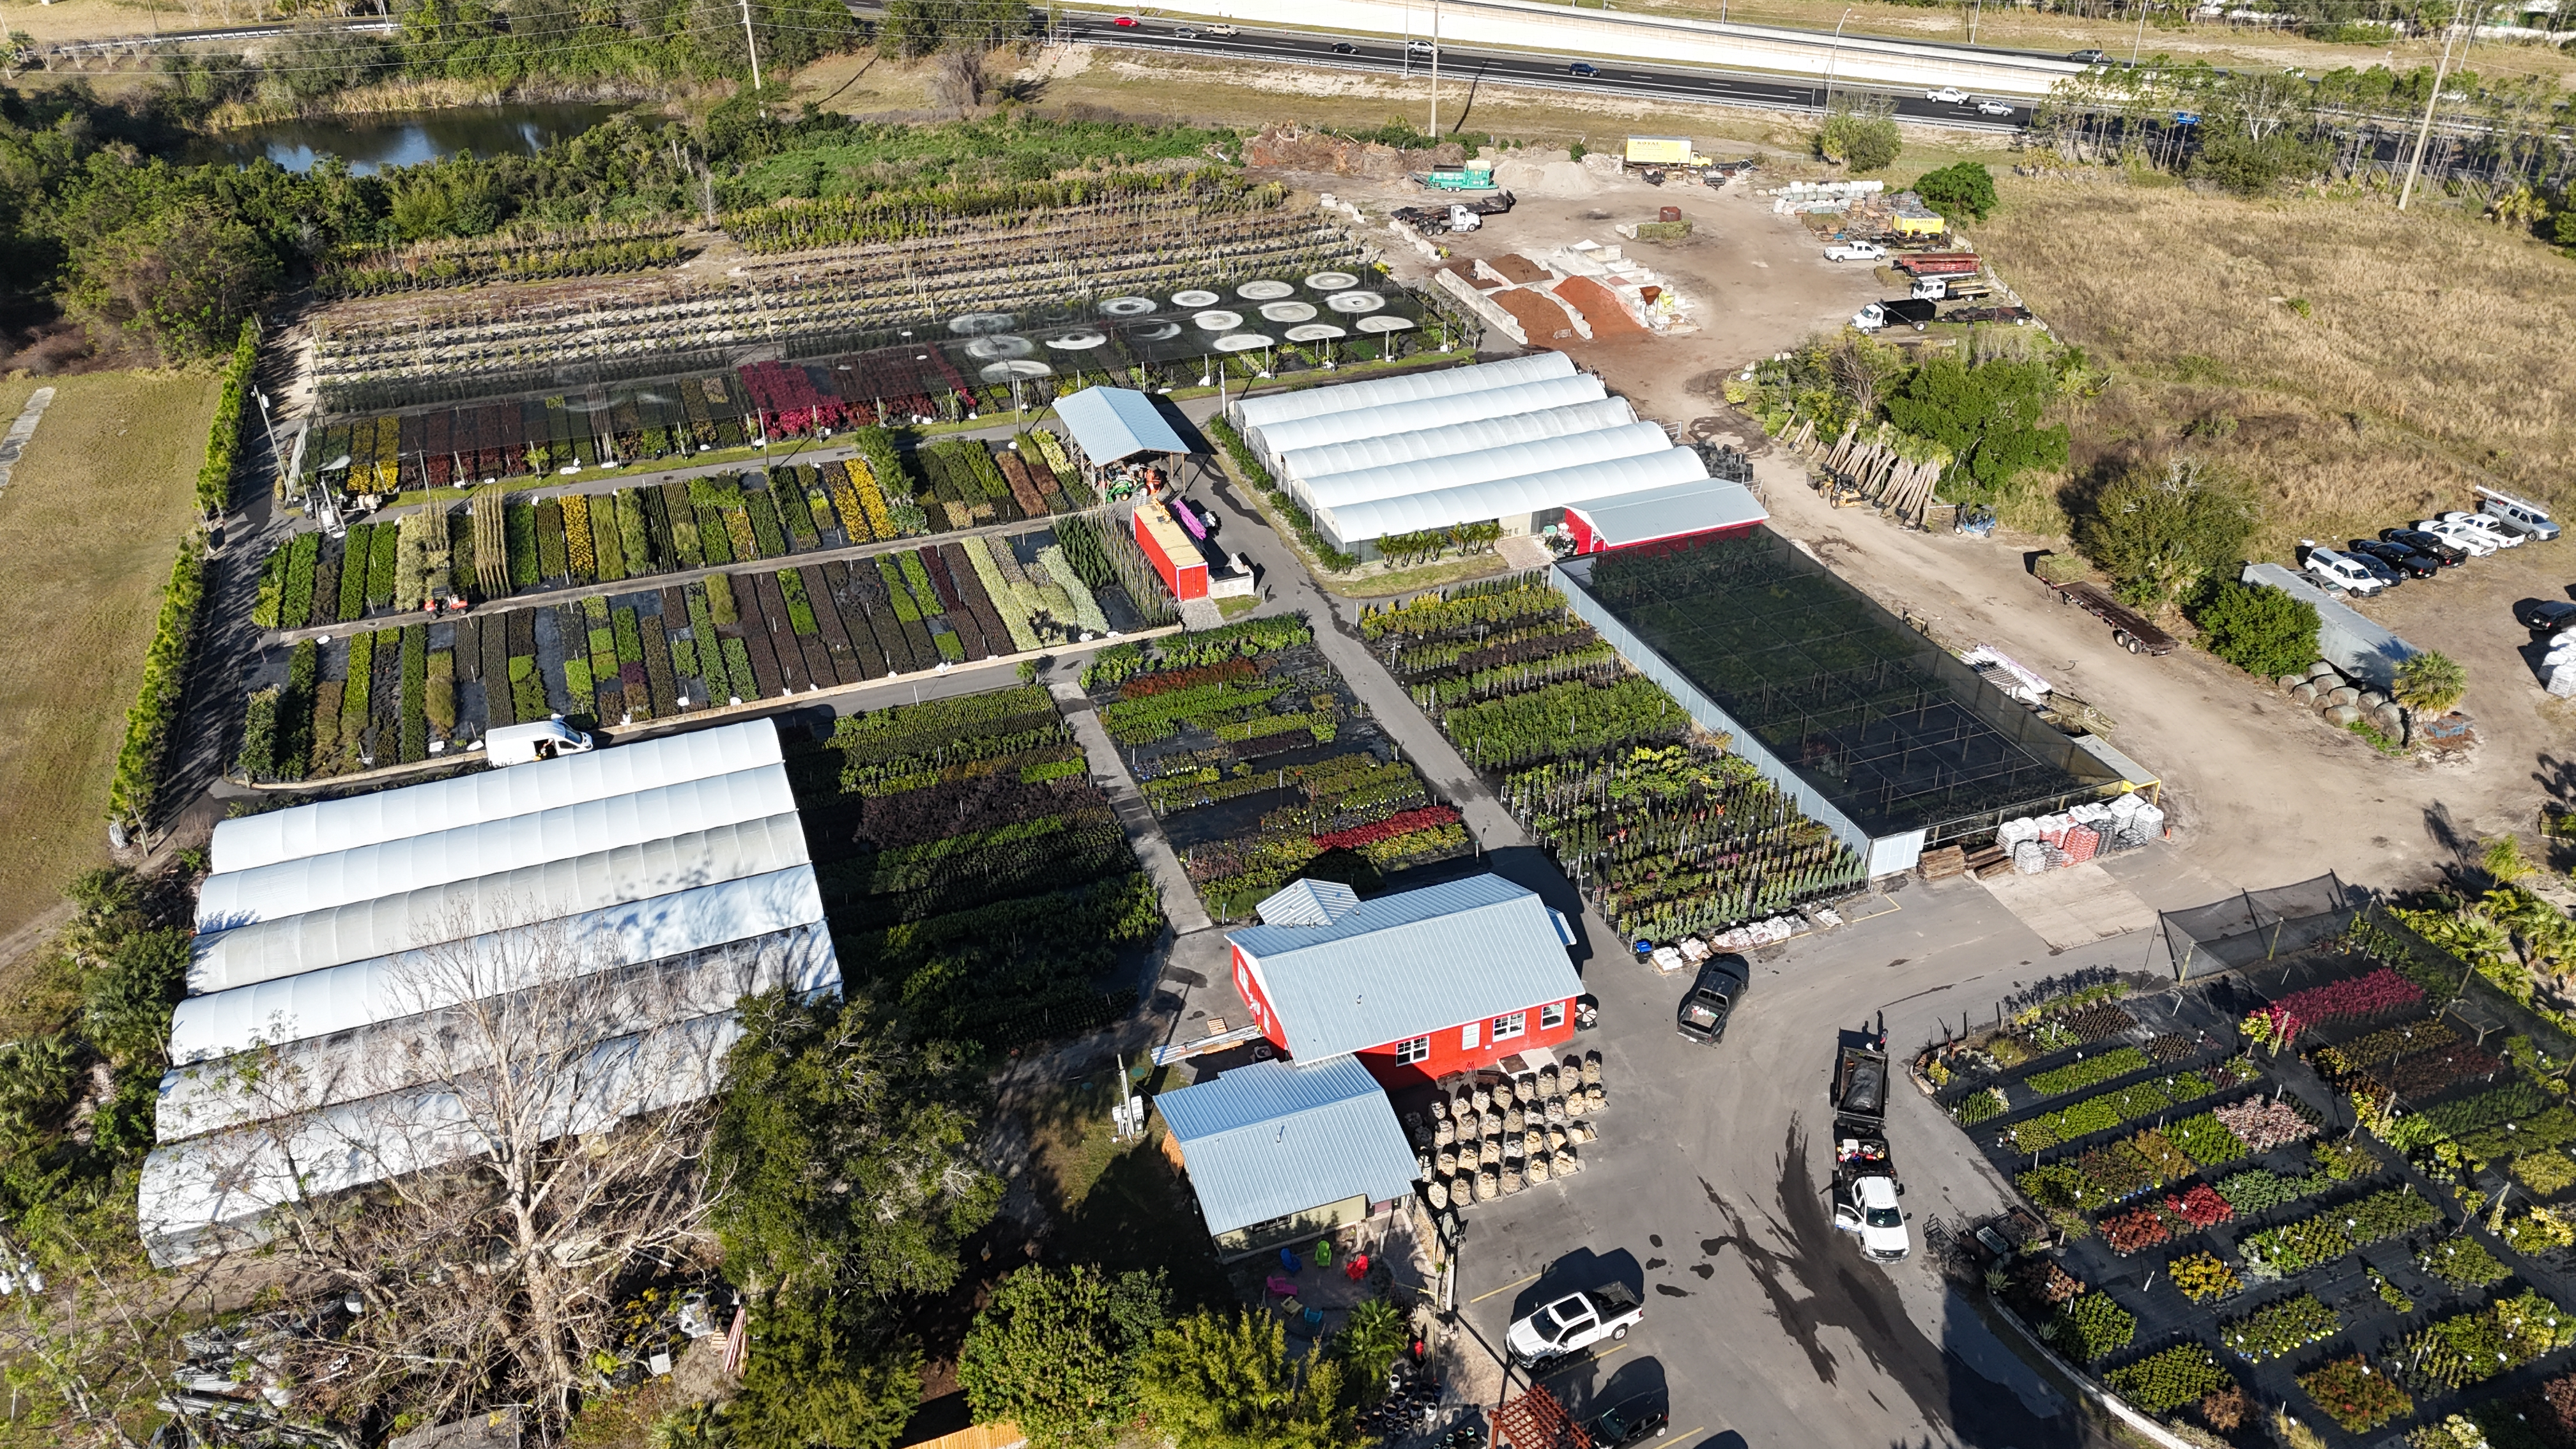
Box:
[2048,1291,2135,1361]
[2073,459,2259,613]
[2189,578,2319,678]
[1912,161,1996,221]
[1815,102,1902,172]
[109,540,206,824]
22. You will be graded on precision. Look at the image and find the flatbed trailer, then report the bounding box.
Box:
[2046,578,2179,656]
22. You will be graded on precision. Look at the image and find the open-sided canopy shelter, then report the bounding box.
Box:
[1053,386,1191,465]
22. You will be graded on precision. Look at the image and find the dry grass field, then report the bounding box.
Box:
[1973,178,2576,558]
[0,371,217,949]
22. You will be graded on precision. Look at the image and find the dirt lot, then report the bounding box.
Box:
[0,371,218,954]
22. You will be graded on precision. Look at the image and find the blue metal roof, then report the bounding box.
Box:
[1231,874,1583,1061]
[1154,1054,1419,1236]
[1054,387,1192,463]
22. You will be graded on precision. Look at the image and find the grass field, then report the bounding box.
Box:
[1972,178,2576,558]
[0,371,218,949]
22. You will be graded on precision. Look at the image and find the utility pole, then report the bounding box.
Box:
[1823,6,1853,109]
[1429,0,1441,137]
[2398,10,2460,210]
[740,0,763,92]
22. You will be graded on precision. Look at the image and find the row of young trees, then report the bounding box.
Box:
[2030,57,2576,207]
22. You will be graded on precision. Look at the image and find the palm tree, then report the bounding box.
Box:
[2487,184,2546,228]
[2395,650,2467,714]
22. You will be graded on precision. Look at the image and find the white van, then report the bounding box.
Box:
[483,718,597,767]
[2303,547,2388,597]
[2476,486,2560,542]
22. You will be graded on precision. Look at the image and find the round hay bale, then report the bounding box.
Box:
[1434,1119,1455,1148]
[1522,1130,1544,1157]
[2323,703,2363,726]
[1427,1179,1449,1210]
[2290,682,2319,705]
[1438,1149,1457,1176]
[1472,1086,1492,1114]
[2275,673,2305,691]
[1547,1127,1567,1152]
[1554,1149,1581,1176]
[1526,1154,1551,1184]
[2359,689,2389,710]
[1582,1054,1602,1086]
[1538,1066,1560,1096]
[2326,685,2361,709]
[2308,659,2339,680]
[1476,1167,1498,1200]
[2373,703,2407,737]
[1505,1107,1526,1135]
[1427,1097,1448,1121]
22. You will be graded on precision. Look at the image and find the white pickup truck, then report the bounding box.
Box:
[1824,240,1887,262]
[1505,1284,1644,1367]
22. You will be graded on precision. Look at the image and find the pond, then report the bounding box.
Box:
[180,103,625,174]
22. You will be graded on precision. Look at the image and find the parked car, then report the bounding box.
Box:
[2440,510,2525,548]
[2067,47,2109,62]
[2516,600,2576,632]
[1505,1285,1642,1367]
[2301,546,2389,597]
[1676,954,1751,1044]
[2382,526,2466,566]
[1589,1398,1670,1447]
[2349,539,2438,578]
[1824,240,1887,261]
[2477,486,2559,541]
[1926,86,1968,103]
[2338,549,2405,588]
[1974,97,2016,116]
[2415,517,2499,556]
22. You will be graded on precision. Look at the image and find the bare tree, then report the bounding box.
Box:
[197,912,739,1431]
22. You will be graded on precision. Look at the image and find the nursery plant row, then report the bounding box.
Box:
[259,443,1138,630]
[786,686,1166,1045]
[1364,574,1870,946]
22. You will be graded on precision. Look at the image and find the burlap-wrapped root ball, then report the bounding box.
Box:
[1434,1119,1455,1148]
[1538,1066,1560,1097]
[1429,1096,1448,1121]
[1564,1091,1589,1120]
[1482,1110,1504,1137]
[1480,1138,1503,1168]
[1567,1121,1595,1144]
[1437,1149,1458,1176]
[1500,1162,1524,1195]
[1583,1052,1603,1086]
[1476,1167,1499,1200]
[1586,1084,1606,1114]
[1526,1154,1552,1184]
[1546,1127,1567,1153]
[1427,1179,1450,1210]
[1504,1107,1526,1135]
[1501,1133,1524,1162]
[1473,1085,1493,1114]
[1545,1097,1567,1125]
[1554,1149,1582,1176]
[1494,1078,1517,1107]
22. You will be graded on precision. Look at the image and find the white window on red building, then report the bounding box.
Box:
[1395,1035,1432,1064]
[1460,1020,1480,1050]
[1541,1001,1566,1031]
[1491,1011,1527,1041]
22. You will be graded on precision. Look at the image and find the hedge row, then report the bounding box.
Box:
[1204,415,1359,572]
[197,318,257,514]
[108,539,206,825]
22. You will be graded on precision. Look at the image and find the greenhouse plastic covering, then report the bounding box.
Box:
[1300,422,1676,512]
[210,721,783,874]
[156,923,838,1142]
[169,866,827,1065]
[1233,351,1572,431]
[1277,398,1636,491]
[1321,449,1711,547]
[196,766,795,929]
[188,815,813,994]
[1250,374,1609,463]
[139,1010,742,1267]
[1565,477,1770,546]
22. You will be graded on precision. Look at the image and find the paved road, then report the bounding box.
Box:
[1057,17,2034,128]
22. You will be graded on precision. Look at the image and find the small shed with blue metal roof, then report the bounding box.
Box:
[1153,1053,1420,1258]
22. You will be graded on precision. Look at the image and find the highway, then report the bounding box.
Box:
[1050,13,2032,130]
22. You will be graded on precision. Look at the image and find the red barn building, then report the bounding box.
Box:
[1227,875,1584,1090]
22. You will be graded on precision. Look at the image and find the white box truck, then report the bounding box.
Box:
[484,719,597,766]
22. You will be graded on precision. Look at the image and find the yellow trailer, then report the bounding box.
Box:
[1891,212,1946,238]
[1624,135,1709,167]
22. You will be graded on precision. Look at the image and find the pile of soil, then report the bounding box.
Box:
[1245,124,1466,178]
[1554,275,1649,339]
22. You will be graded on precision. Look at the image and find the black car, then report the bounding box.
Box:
[1590,1397,1669,1447]
[1568,60,1599,76]
[2382,527,2467,566]
[1675,953,1751,1044]
[2336,549,2404,588]
[2517,600,2576,632]
[2349,538,2438,579]
[1329,40,1354,52]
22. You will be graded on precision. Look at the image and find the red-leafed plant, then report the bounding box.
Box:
[2165,1183,2234,1229]
[2100,1206,2171,1255]
[1312,806,1462,852]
